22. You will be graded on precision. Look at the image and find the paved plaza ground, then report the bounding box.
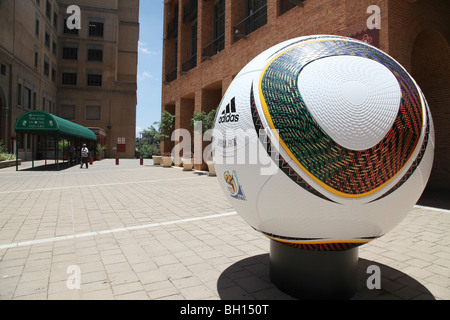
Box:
[0,159,448,300]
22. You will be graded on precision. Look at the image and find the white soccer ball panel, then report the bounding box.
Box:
[213,35,434,251]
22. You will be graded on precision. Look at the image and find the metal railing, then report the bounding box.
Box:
[165,68,177,83]
[181,54,197,73]
[202,34,225,60]
[233,4,267,40]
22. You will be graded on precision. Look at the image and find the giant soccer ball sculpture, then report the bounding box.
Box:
[212,35,434,298]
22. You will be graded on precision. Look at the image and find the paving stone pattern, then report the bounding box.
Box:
[0,160,448,300]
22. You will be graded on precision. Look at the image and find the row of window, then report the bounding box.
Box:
[35,0,59,30]
[61,104,102,121]
[61,73,103,87]
[63,20,105,38]
[35,0,105,38]
[16,82,55,113]
[165,0,304,82]
[62,47,103,62]
[16,80,102,121]
[16,72,102,111]
[34,46,102,75]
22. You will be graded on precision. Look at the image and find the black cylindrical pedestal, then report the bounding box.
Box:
[270,240,359,300]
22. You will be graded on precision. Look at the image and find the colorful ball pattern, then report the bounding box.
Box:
[213,35,434,251]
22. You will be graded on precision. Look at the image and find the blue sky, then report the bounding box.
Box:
[136,1,165,137]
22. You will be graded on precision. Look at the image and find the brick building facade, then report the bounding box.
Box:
[0,0,139,159]
[161,0,449,190]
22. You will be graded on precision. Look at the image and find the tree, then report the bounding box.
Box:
[160,111,175,139]
[190,108,217,133]
[136,122,161,158]
[135,111,175,158]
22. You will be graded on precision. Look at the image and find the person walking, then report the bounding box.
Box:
[80,143,90,169]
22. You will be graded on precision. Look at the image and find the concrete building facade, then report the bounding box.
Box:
[161,0,449,190]
[0,0,139,159]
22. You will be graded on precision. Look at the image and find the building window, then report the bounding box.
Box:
[62,47,78,60]
[86,105,101,121]
[203,0,225,59]
[1,64,7,76]
[43,59,50,77]
[181,22,198,73]
[167,4,179,39]
[61,104,76,120]
[89,22,104,37]
[213,0,225,52]
[33,91,37,110]
[24,88,32,109]
[46,99,52,113]
[45,31,50,48]
[52,41,57,56]
[246,0,267,33]
[62,72,77,85]
[53,12,58,30]
[35,18,40,37]
[46,1,51,20]
[51,65,56,83]
[87,49,103,62]
[234,0,267,39]
[17,83,22,105]
[87,74,102,87]
[34,51,39,68]
[63,18,79,35]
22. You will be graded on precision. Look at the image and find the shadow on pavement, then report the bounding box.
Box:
[217,254,435,300]
[19,162,75,171]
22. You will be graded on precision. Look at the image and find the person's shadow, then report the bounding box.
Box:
[217,254,435,300]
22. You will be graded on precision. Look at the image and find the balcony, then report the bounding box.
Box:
[165,68,177,83]
[202,34,225,60]
[181,54,197,73]
[233,4,267,40]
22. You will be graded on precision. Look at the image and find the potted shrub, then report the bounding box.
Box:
[58,140,70,160]
[152,151,162,165]
[0,140,18,167]
[191,109,217,171]
[159,111,175,155]
[96,144,107,160]
[161,153,173,167]
[182,152,194,171]
[190,109,217,133]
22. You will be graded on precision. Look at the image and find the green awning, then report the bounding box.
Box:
[15,111,97,140]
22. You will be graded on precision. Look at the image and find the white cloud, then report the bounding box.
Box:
[138,41,159,55]
[136,126,143,137]
[137,71,154,81]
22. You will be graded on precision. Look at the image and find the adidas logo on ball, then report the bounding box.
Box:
[218,97,240,123]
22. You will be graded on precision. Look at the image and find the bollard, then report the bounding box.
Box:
[116,157,119,165]
[89,157,93,165]
[140,157,144,166]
